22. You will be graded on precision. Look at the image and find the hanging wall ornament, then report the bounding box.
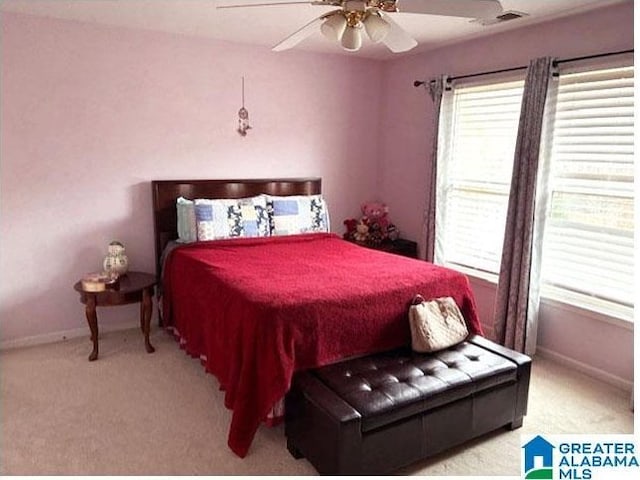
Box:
[237,76,251,136]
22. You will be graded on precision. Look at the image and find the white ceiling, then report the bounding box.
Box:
[0,0,629,59]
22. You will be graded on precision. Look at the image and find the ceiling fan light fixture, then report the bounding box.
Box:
[341,25,363,51]
[320,12,347,42]
[363,12,390,43]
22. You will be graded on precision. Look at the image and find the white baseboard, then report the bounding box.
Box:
[0,320,140,352]
[536,346,633,392]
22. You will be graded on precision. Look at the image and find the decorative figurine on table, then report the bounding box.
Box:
[386,223,399,241]
[343,218,358,240]
[103,240,129,277]
[353,221,370,243]
[343,201,399,246]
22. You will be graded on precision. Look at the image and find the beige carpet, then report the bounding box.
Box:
[0,328,633,476]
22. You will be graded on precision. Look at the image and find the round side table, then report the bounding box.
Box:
[73,271,156,361]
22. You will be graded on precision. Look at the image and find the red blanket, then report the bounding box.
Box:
[162,233,482,457]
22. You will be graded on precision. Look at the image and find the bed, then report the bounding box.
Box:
[152,178,483,458]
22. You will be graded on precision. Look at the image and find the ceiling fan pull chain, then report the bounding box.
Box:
[237,76,251,137]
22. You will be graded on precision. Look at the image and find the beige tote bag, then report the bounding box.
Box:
[409,295,469,353]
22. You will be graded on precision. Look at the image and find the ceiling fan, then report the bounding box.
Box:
[217,0,503,53]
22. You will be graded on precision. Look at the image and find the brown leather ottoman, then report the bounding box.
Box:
[285,334,531,475]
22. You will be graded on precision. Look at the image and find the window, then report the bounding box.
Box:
[436,78,524,276]
[540,65,634,320]
[436,61,634,322]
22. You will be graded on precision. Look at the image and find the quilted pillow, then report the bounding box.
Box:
[266,194,330,236]
[194,195,269,241]
[176,197,197,243]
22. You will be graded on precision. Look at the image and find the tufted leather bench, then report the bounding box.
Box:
[285,334,531,475]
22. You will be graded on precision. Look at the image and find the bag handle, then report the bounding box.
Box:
[435,298,449,318]
[411,294,426,306]
[412,295,450,319]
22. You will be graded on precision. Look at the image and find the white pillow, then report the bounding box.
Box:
[176,197,197,243]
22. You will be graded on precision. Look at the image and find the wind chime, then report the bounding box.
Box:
[237,76,251,136]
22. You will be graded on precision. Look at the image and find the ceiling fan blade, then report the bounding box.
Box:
[396,0,503,18]
[272,16,325,51]
[379,13,417,53]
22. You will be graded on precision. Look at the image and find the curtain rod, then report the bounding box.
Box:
[553,48,633,66]
[413,48,634,87]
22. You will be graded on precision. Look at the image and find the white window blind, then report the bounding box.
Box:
[540,65,634,320]
[436,79,524,275]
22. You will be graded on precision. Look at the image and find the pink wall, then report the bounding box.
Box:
[1,3,634,386]
[378,1,634,251]
[0,12,382,343]
[377,1,634,385]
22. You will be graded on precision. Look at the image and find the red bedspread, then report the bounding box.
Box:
[162,233,482,457]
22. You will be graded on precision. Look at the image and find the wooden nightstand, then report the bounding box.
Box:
[73,271,156,361]
[351,238,418,259]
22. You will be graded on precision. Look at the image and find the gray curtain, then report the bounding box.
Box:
[425,76,448,263]
[493,57,555,354]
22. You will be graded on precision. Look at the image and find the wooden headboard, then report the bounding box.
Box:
[151,177,322,278]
